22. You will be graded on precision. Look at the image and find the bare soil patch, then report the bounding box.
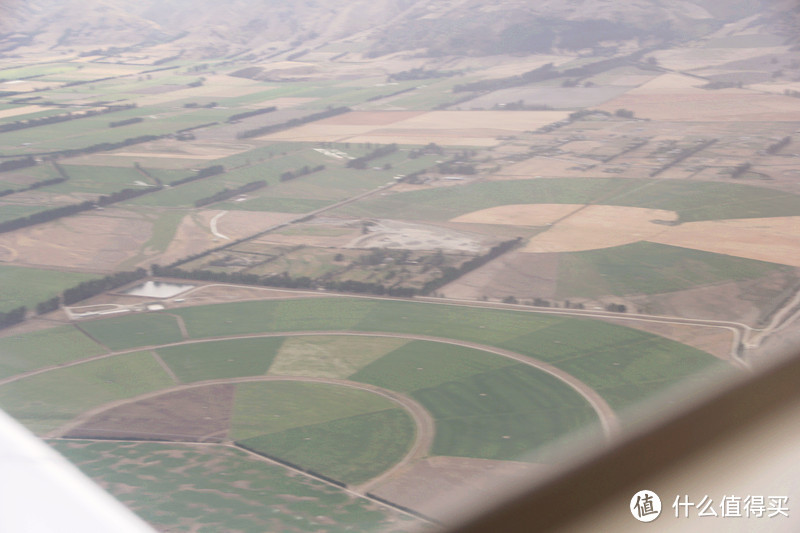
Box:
[650,46,789,71]
[314,110,426,126]
[596,92,800,122]
[262,110,570,146]
[440,250,559,301]
[496,157,594,178]
[649,217,800,268]
[0,104,57,119]
[63,384,236,442]
[157,210,295,267]
[633,270,800,326]
[453,204,678,253]
[0,208,151,271]
[370,456,548,522]
[592,316,734,360]
[344,219,486,253]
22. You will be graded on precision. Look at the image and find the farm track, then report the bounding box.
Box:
[21,329,620,441]
[50,374,436,490]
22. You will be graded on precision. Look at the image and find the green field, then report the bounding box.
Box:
[50,164,149,194]
[0,350,173,433]
[556,241,791,297]
[239,409,415,485]
[165,297,726,412]
[77,313,185,350]
[157,337,285,382]
[0,325,106,380]
[413,365,601,460]
[230,381,399,440]
[50,440,416,532]
[338,178,800,223]
[0,264,98,312]
[348,340,516,392]
[269,335,410,378]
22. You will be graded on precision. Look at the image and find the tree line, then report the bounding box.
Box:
[194,180,267,207]
[109,117,144,128]
[169,165,225,186]
[421,238,522,294]
[62,269,147,305]
[0,306,26,329]
[0,104,136,133]
[2,269,149,329]
[152,238,522,299]
[226,106,276,123]
[0,183,162,234]
[0,156,36,173]
[280,165,325,182]
[767,136,791,155]
[236,107,350,139]
[346,144,398,169]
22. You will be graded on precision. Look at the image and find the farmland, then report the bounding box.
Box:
[0,5,798,530]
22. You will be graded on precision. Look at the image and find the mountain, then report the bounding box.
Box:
[0,0,782,59]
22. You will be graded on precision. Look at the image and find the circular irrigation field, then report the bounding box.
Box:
[0,296,729,529]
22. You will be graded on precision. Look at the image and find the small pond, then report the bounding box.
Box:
[123,281,195,298]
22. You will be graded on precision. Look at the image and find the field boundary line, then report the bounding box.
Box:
[149,350,180,384]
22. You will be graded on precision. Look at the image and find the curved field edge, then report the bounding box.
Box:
[81,296,730,412]
[48,439,420,532]
[238,408,416,486]
[335,178,800,223]
[555,241,794,297]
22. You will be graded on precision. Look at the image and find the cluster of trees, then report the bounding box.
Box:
[237,107,350,139]
[169,165,224,186]
[226,106,277,123]
[194,180,266,207]
[97,186,161,206]
[63,269,147,306]
[650,139,717,177]
[409,143,443,158]
[614,109,635,118]
[184,102,217,109]
[109,117,144,128]
[155,263,419,298]
[280,165,324,182]
[0,307,26,329]
[35,297,60,315]
[701,81,744,90]
[421,238,522,294]
[606,303,628,313]
[437,161,476,175]
[0,104,136,133]
[347,144,398,169]
[767,136,792,155]
[730,162,752,179]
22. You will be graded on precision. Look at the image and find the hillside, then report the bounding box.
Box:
[0,0,782,59]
